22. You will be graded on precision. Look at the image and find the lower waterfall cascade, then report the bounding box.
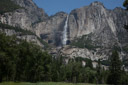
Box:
[62,15,69,45]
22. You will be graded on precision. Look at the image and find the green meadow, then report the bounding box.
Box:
[0,82,107,85]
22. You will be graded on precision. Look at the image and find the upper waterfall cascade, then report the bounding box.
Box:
[62,15,69,45]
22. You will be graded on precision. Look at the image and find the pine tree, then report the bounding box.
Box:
[107,50,122,85]
[96,59,102,84]
[123,0,128,10]
[123,0,128,31]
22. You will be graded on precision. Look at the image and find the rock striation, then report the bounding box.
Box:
[34,12,67,46]
[0,0,48,31]
[61,1,128,60]
[0,0,128,61]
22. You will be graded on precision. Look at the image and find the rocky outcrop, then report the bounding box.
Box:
[0,0,48,31]
[61,1,128,60]
[34,12,67,46]
[69,1,128,41]
[60,46,109,60]
[39,1,128,61]
[0,0,128,61]
[0,0,48,47]
[32,1,128,51]
[0,28,44,47]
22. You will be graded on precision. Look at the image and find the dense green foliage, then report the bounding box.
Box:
[49,57,97,83]
[0,23,49,48]
[0,82,107,85]
[0,0,128,84]
[37,37,49,49]
[100,60,110,66]
[0,33,108,83]
[0,32,52,82]
[0,32,128,84]
[0,0,21,14]
[123,0,128,10]
[107,51,126,85]
[123,0,128,31]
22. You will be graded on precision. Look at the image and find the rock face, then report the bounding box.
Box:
[69,2,128,41]
[34,12,67,46]
[62,1,128,60]
[60,46,107,60]
[0,0,48,47]
[0,0,128,61]
[0,0,48,31]
[33,1,128,51]
[0,28,44,47]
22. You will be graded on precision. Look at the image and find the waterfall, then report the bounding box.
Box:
[62,15,69,45]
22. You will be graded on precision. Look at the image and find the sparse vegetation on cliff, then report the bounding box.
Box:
[70,35,100,50]
[0,23,49,49]
[0,0,21,14]
[0,23,35,35]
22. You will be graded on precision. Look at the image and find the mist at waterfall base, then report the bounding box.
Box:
[62,15,69,46]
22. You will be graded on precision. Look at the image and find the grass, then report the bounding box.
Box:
[0,82,107,85]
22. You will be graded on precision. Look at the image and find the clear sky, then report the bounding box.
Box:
[33,0,125,16]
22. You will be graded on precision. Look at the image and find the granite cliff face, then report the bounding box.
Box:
[0,0,48,47]
[0,0,48,31]
[32,1,128,60]
[62,1,128,60]
[69,2,128,41]
[0,0,128,61]
[34,12,67,46]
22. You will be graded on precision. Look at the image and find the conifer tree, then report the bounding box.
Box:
[123,0,128,10]
[107,50,122,85]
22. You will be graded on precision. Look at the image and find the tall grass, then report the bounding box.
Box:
[0,82,107,85]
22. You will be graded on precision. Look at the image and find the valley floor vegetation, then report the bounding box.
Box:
[0,0,128,84]
[0,82,107,85]
[0,32,128,85]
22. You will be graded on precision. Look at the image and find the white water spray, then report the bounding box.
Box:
[62,15,69,45]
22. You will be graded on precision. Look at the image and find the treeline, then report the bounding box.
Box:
[0,31,128,84]
[49,57,108,83]
[0,23,49,49]
[0,32,52,82]
[0,0,22,15]
[48,55,128,85]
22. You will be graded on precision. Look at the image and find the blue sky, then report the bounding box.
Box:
[33,0,125,16]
